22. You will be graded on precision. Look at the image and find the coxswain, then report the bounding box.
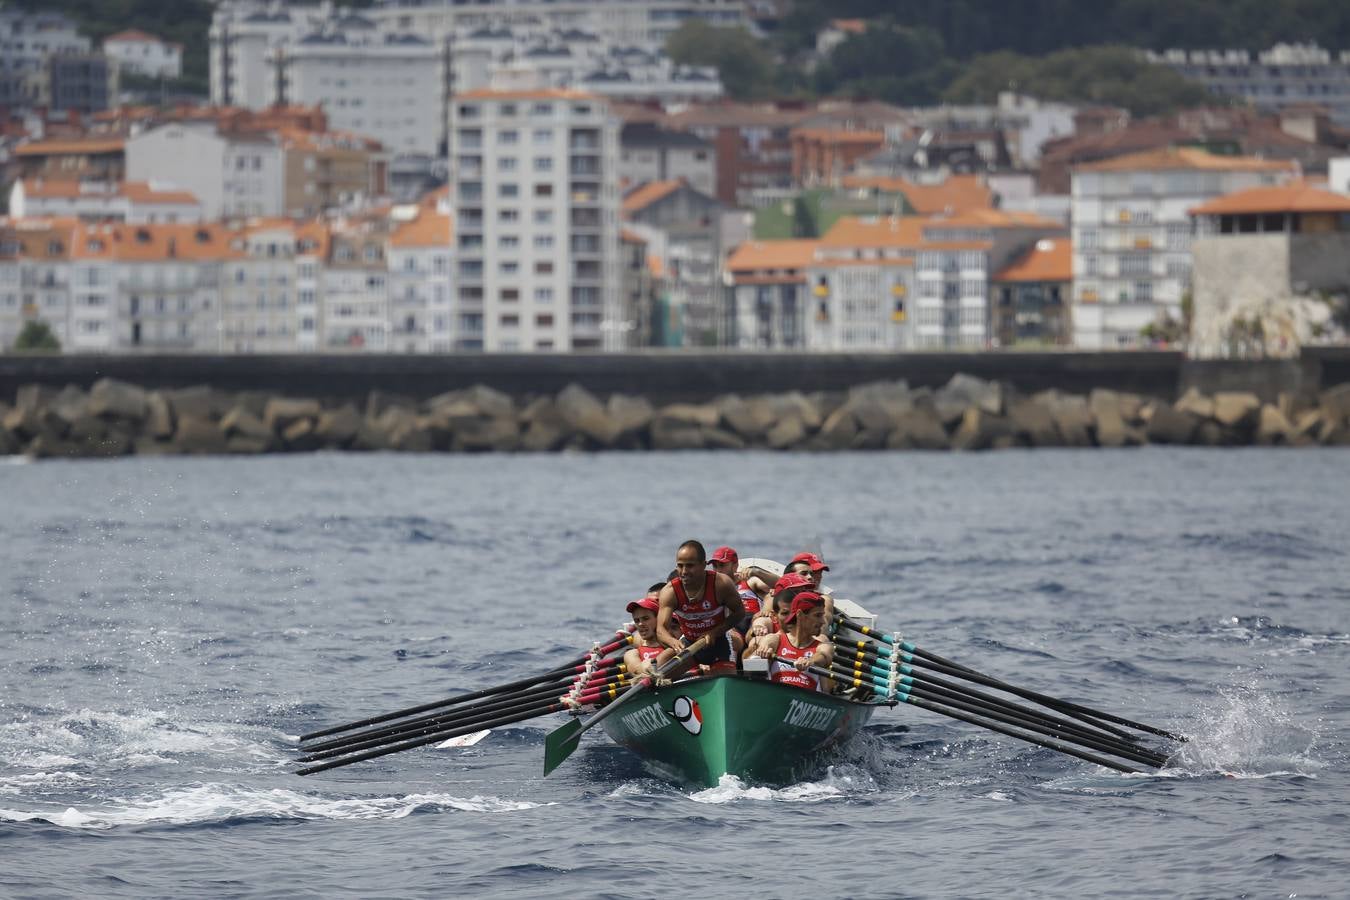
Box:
[657,539,746,675]
[623,596,674,677]
[752,592,834,692]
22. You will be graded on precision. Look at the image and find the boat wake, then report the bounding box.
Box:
[687,773,849,804]
[0,784,549,830]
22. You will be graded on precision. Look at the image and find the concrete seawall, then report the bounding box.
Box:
[4,348,1349,405]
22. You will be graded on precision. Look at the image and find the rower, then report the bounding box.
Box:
[744,570,812,652]
[786,551,835,625]
[709,544,764,628]
[657,539,746,675]
[751,592,834,693]
[623,597,673,678]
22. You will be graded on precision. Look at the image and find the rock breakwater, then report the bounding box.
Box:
[3,375,1350,460]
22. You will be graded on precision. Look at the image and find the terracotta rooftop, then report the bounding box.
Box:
[390,210,452,247]
[791,128,884,143]
[1075,146,1295,173]
[15,138,125,156]
[1189,182,1350,216]
[725,239,820,282]
[621,179,684,214]
[104,29,163,44]
[828,19,867,34]
[842,174,993,215]
[994,239,1073,283]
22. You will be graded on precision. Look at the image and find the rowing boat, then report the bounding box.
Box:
[594,557,891,786]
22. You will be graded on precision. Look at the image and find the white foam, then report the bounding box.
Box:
[0,784,551,830]
[689,773,845,804]
[1161,678,1322,778]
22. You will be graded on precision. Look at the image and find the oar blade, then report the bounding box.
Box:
[543,718,583,775]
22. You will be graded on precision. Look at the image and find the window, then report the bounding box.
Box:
[533,128,553,145]
[498,129,518,145]
[500,288,519,302]
[535,261,553,275]
[534,287,553,303]
[499,208,519,223]
[532,104,553,117]
[533,156,552,172]
[533,235,553,249]
[499,103,517,117]
[499,183,519,198]
[499,236,519,249]
[1078,228,1099,250]
[534,183,553,197]
[1120,253,1151,277]
[500,262,519,274]
[498,156,517,172]
[533,209,553,225]
[500,314,519,327]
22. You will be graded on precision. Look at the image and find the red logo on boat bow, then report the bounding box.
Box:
[668,696,702,736]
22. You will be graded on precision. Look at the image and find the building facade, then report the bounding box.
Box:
[448,87,620,351]
[1070,147,1295,349]
[103,29,183,79]
[125,124,285,220]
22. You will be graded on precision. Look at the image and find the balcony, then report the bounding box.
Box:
[570,210,602,230]
[570,235,602,255]
[569,157,601,177]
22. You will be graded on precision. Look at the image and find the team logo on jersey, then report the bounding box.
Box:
[668,695,703,736]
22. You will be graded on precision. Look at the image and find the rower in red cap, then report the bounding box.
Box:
[624,595,674,677]
[750,591,834,692]
[657,540,746,675]
[708,544,767,628]
[786,551,835,625]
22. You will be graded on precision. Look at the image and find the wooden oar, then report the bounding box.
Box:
[822,661,1167,769]
[301,671,632,760]
[296,681,629,776]
[302,661,628,754]
[788,659,1144,774]
[543,635,711,776]
[833,618,1185,743]
[300,632,634,742]
[832,646,1166,764]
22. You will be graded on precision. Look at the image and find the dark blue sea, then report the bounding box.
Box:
[1,449,1346,899]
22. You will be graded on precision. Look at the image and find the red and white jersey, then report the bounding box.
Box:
[737,581,761,617]
[671,573,727,640]
[770,636,823,691]
[636,643,664,662]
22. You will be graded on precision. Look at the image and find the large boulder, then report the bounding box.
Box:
[519,398,568,452]
[950,408,1014,451]
[1145,402,1200,445]
[1089,389,1129,448]
[1007,397,1062,447]
[887,401,950,450]
[1212,392,1262,430]
[1255,404,1297,446]
[166,386,229,422]
[263,397,321,434]
[936,373,1004,421]
[453,415,520,452]
[817,407,860,450]
[1173,387,1215,420]
[768,392,822,431]
[555,383,618,445]
[145,391,175,439]
[765,414,808,450]
[173,416,229,455]
[608,394,654,446]
[51,385,90,425]
[1035,390,1093,447]
[718,394,777,442]
[282,418,323,452]
[701,426,746,450]
[221,405,274,442]
[430,384,515,420]
[1319,383,1350,427]
[314,406,363,448]
[365,390,418,420]
[650,417,707,449]
[88,378,148,421]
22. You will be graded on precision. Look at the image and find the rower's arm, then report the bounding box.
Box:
[710,573,745,639]
[655,584,684,652]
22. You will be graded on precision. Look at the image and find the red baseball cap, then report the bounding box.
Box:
[626,597,659,615]
[709,546,738,566]
[771,572,812,593]
[783,591,824,624]
[789,551,830,572]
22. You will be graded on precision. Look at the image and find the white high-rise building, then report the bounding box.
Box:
[449,87,619,351]
[1070,147,1295,349]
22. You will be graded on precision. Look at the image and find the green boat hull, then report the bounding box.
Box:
[599,675,879,787]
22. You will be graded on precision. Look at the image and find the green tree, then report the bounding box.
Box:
[812,23,956,105]
[13,320,61,352]
[666,21,778,100]
[943,46,1214,116]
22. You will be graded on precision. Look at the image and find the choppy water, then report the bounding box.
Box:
[1,449,1347,899]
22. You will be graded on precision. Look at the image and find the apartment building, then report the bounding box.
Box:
[126,124,284,220]
[0,9,89,109]
[0,204,454,355]
[102,29,183,79]
[278,32,446,156]
[991,237,1073,346]
[9,179,202,224]
[618,122,716,196]
[723,238,817,349]
[1148,44,1350,126]
[13,137,126,182]
[1070,147,1295,349]
[448,87,620,351]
